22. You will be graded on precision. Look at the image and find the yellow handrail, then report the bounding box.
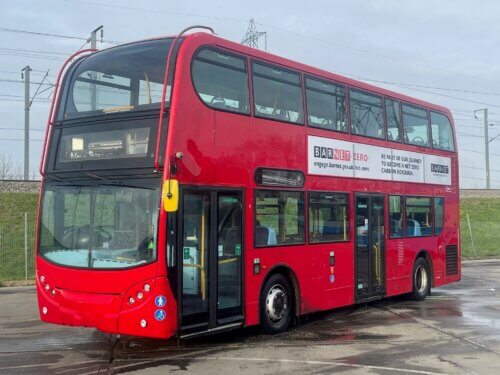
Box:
[218,257,238,265]
[201,203,206,301]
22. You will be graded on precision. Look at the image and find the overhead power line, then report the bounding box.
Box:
[0,78,53,86]
[0,47,69,56]
[0,69,56,78]
[55,1,500,87]
[344,77,500,96]
[461,165,500,173]
[0,26,120,44]
[0,51,66,61]
[343,72,500,109]
[0,27,87,40]
[0,126,44,132]
[253,22,500,86]
[57,0,247,23]
[0,98,50,103]
[460,176,500,183]
[0,138,43,142]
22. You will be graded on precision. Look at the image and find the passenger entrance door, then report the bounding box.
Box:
[355,194,386,301]
[179,190,243,337]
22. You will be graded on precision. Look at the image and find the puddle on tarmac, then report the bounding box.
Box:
[281,327,396,342]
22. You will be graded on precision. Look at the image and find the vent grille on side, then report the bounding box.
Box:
[446,245,458,276]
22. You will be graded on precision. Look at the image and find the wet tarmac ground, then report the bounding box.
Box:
[1,260,500,374]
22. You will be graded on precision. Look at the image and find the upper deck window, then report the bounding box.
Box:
[59,39,172,121]
[305,77,347,132]
[385,99,402,142]
[192,48,249,114]
[431,112,455,151]
[252,62,304,124]
[349,89,385,139]
[402,104,430,147]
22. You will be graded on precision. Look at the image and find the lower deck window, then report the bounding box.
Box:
[389,195,404,238]
[309,192,349,243]
[405,197,432,237]
[255,190,305,246]
[434,197,444,235]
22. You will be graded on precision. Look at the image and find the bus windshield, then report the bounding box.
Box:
[39,180,160,269]
[59,38,172,120]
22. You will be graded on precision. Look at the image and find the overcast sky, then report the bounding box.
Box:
[1,0,499,187]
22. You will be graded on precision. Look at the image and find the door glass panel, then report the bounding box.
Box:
[371,197,385,291]
[217,195,242,312]
[356,197,369,294]
[182,193,210,318]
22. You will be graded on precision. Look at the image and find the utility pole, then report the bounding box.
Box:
[21,66,31,180]
[241,19,267,50]
[474,108,490,189]
[89,26,103,110]
[90,25,103,50]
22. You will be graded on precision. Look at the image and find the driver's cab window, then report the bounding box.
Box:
[192,48,250,114]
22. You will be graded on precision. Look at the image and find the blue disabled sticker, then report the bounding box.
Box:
[155,295,166,307]
[329,274,335,284]
[155,309,166,321]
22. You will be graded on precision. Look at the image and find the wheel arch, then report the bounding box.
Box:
[260,264,301,318]
[414,250,434,288]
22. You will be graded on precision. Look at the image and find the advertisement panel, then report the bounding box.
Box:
[308,135,451,185]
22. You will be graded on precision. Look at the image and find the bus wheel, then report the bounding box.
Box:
[412,257,430,301]
[260,273,293,334]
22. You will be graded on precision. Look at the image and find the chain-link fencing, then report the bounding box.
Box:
[0,212,37,281]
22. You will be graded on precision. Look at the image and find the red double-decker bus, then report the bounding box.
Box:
[36,27,460,339]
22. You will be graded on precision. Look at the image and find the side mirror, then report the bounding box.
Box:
[162,179,179,212]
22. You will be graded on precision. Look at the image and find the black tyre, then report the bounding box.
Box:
[260,273,293,334]
[412,257,431,301]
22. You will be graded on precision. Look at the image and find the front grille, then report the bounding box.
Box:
[446,245,458,276]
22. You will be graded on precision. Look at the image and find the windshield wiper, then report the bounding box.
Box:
[83,171,154,190]
[48,175,76,184]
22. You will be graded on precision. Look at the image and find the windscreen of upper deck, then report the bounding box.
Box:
[57,39,172,121]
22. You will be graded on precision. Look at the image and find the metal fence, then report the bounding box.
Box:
[0,208,497,281]
[461,211,500,259]
[0,212,37,281]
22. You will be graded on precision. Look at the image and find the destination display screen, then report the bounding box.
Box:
[57,127,151,163]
